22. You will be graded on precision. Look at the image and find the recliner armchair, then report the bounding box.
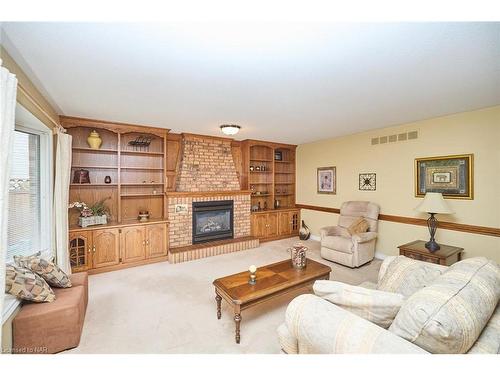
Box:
[320,201,380,267]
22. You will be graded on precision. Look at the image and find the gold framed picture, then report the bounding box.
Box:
[415,154,473,199]
[317,166,336,194]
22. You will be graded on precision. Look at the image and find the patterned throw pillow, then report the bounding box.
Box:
[14,252,72,288]
[347,217,369,235]
[5,265,56,302]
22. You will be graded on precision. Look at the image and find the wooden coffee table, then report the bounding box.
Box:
[213,259,331,343]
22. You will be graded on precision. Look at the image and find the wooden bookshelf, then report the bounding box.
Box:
[62,116,170,274]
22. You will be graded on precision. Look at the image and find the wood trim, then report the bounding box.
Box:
[60,115,169,134]
[295,204,500,238]
[166,190,252,197]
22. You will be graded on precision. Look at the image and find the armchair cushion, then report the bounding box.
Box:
[347,217,369,235]
[313,280,405,328]
[377,255,446,297]
[351,232,377,243]
[390,257,500,354]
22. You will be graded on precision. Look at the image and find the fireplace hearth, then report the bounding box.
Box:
[192,200,234,244]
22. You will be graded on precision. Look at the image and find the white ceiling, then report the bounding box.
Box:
[1,22,499,144]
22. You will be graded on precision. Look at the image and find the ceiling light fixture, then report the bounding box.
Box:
[220,124,241,136]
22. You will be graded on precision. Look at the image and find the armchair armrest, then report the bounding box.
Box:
[352,231,377,243]
[285,294,427,354]
[319,226,350,239]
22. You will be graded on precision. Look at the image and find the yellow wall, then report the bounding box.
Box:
[296,106,500,262]
[1,46,60,129]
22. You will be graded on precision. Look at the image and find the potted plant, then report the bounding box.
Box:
[69,198,111,228]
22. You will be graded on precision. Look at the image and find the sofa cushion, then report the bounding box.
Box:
[14,252,72,288]
[314,280,405,328]
[347,217,369,235]
[377,255,446,297]
[5,265,56,303]
[389,257,500,354]
[467,303,500,354]
[321,235,353,254]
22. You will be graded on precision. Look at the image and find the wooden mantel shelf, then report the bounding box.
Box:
[166,190,252,197]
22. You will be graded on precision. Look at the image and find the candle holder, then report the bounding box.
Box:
[248,265,257,285]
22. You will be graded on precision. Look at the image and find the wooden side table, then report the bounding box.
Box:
[398,240,463,266]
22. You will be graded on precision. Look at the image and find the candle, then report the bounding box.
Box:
[249,265,257,273]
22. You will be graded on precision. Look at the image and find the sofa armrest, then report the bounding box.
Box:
[284,294,428,354]
[352,232,377,243]
[320,226,350,239]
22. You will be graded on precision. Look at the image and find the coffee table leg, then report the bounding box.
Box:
[234,312,242,344]
[215,294,222,320]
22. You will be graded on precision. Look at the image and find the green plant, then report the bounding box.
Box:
[90,197,111,217]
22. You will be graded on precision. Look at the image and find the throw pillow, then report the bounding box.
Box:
[347,217,369,235]
[14,252,72,288]
[5,264,56,303]
[313,280,405,328]
[389,257,500,354]
[377,255,446,297]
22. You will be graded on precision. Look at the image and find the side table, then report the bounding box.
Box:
[398,240,463,266]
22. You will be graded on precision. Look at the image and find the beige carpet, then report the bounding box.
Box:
[68,237,381,354]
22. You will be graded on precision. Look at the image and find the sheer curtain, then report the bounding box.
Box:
[54,128,72,274]
[0,60,18,348]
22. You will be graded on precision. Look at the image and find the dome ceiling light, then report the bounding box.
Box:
[220,124,241,136]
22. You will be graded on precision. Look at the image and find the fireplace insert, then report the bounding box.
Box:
[192,200,234,244]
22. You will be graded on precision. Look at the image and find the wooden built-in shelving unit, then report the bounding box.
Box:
[61,116,171,274]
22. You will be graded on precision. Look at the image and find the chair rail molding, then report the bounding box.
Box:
[296,204,500,238]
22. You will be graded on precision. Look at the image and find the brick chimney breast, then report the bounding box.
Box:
[176,134,241,192]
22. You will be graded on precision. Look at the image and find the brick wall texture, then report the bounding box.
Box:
[168,194,251,248]
[176,134,241,192]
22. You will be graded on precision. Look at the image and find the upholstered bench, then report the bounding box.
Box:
[12,272,88,354]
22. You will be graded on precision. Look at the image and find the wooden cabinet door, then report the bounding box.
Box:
[120,226,146,264]
[92,228,120,269]
[278,211,292,236]
[267,213,279,237]
[146,223,168,259]
[290,210,300,234]
[251,214,267,238]
[69,231,92,272]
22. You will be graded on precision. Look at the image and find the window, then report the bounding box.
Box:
[7,124,52,261]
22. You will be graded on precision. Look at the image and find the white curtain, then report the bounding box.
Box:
[54,129,72,274]
[0,60,18,349]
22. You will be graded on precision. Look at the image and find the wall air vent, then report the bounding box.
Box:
[370,130,418,145]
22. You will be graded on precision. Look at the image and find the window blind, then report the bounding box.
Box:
[7,130,41,261]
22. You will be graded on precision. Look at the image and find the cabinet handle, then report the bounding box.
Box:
[142,240,146,246]
[146,240,150,245]
[88,247,92,253]
[93,246,96,253]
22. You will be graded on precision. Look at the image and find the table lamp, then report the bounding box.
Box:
[415,192,454,252]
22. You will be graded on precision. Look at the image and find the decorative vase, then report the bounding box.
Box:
[299,220,311,240]
[87,130,102,149]
[289,243,308,269]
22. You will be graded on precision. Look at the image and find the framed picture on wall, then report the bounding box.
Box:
[359,173,376,191]
[415,154,473,199]
[317,166,336,194]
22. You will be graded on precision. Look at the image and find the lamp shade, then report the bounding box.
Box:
[415,192,454,214]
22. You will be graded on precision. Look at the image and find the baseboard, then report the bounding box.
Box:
[308,234,386,260]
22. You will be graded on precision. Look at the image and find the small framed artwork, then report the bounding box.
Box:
[274,151,283,161]
[415,154,473,199]
[317,166,336,194]
[174,203,189,214]
[359,173,376,191]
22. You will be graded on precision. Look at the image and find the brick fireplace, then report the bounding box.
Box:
[167,134,254,260]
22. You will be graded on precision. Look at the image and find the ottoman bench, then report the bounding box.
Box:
[12,272,88,354]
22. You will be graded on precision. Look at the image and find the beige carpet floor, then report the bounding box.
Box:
[68,237,381,354]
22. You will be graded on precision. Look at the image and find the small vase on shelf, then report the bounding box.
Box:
[87,130,103,149]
